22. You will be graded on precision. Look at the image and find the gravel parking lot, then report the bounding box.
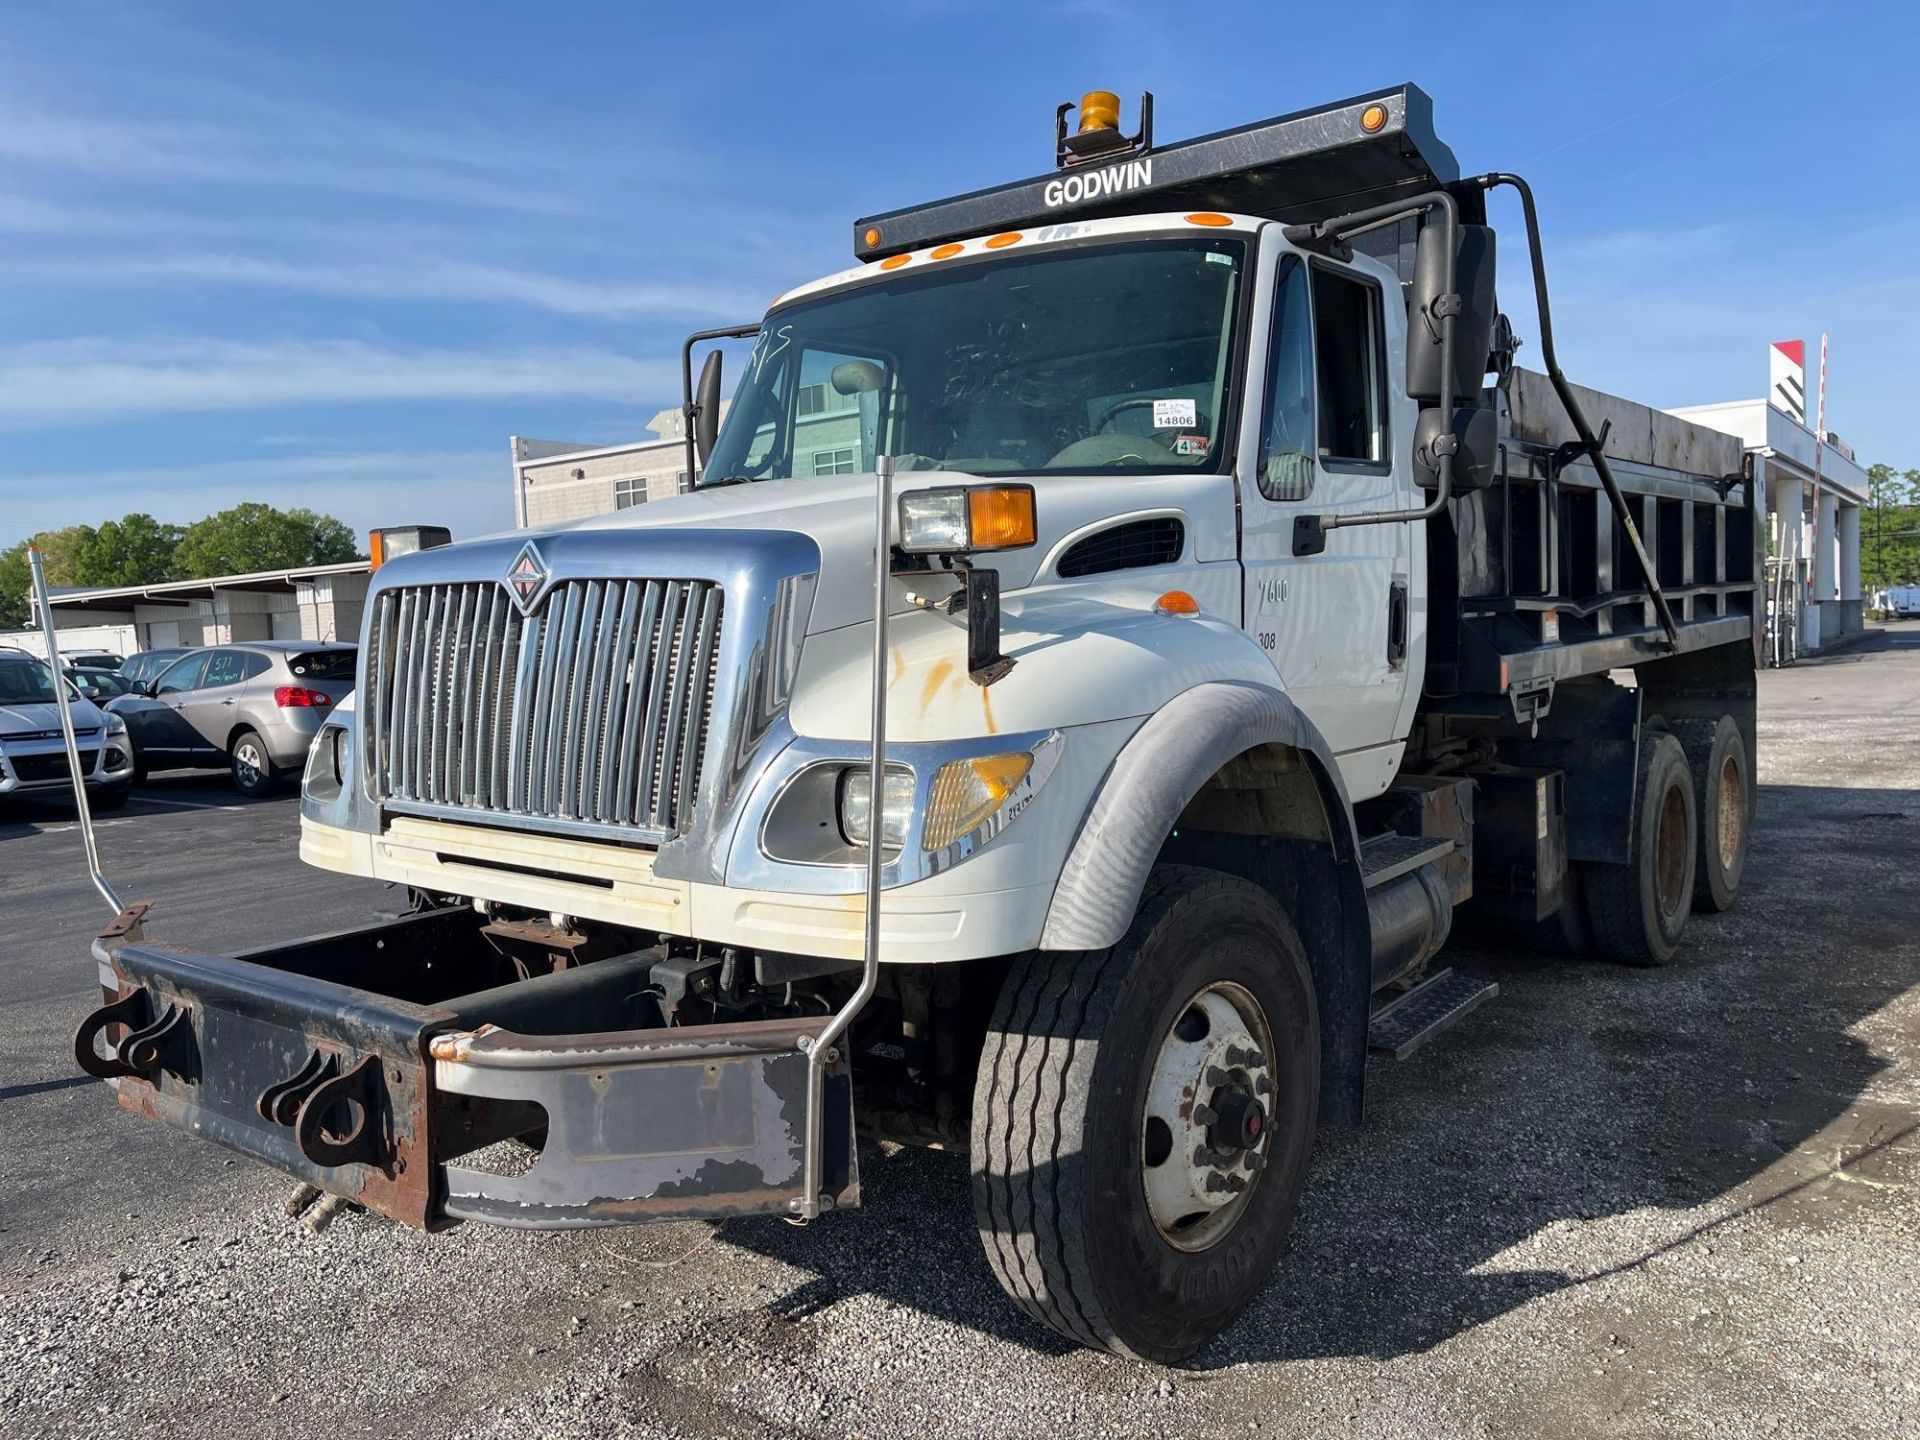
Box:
[4,638,1917,1440]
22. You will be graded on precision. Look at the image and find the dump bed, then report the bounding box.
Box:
[1425,368,1760,699]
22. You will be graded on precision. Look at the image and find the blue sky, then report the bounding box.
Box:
[1,0,1914,546]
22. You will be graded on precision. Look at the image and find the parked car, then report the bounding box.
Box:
[110,641,358,795]
[64,649,127,671]
[0,651,134,809]
[119,647,193,691]
[66,666,136,701]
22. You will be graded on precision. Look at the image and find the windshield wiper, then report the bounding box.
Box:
[698,474,759,488]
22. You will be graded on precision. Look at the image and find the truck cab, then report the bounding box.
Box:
[77,84,1759,1363]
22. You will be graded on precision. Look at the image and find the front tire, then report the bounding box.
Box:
[230,729,276,796]
[1583,730,1696,965]
[970,866,1320,1362]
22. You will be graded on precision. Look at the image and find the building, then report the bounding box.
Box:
[512,388,869,527]
[5,561,372,658]
[1669,346,1868,661]
[512,408,699,529]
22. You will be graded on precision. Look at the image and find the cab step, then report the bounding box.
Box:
[1359,832,1456,889]
[1367,967,1499,1059]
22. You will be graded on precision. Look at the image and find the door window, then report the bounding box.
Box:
[1257,257,1317,501]
[154,654,210,696]
[202,650,251,688]
[1311,267,1389,465]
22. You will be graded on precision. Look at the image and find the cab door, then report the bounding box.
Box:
[1237,237,1422,801]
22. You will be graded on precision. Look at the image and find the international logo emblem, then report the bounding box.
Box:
[505,544,548,612]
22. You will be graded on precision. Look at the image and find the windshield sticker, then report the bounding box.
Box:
[1152,398,1198,429]
[1204,251,1235,266]
[1173,434,1209,458]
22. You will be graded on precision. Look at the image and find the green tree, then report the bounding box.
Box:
[173,503,363,578]
[78,513,183,586]
[0,526,94,629]
[1862,462,1920,596]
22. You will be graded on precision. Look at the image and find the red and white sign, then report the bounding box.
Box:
[1770,339,1807,423]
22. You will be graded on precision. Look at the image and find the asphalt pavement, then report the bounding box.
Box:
[3,641,1917,1439]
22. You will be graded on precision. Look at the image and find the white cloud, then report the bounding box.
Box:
[0,251,766,322]
[0,98,594,217]
[0,447,518,545]
[0,337,677,427]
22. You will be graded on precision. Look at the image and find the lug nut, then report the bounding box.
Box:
[1192,1102,1218,1126]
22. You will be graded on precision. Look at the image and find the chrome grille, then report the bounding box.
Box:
[366,578,724,834]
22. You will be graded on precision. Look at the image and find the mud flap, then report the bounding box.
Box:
[76,905,858,1229]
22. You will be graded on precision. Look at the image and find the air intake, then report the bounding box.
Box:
[1055,518,1184,578]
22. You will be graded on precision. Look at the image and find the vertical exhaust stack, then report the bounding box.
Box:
[27,547,125,916]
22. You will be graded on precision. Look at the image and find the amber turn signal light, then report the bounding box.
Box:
[1154,590,1201,616]
[967,486,1037,551]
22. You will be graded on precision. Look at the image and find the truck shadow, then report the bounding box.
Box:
[721,777,1920,1366]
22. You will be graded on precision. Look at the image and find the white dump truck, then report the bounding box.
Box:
[74,84,1759,1361]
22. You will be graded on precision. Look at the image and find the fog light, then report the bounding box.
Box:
[839,764,914,850]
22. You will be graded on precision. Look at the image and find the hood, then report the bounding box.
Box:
[513,470,1237,633]
[0,698,106,739]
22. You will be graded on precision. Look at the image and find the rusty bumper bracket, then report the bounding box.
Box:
[80,905,858,1231]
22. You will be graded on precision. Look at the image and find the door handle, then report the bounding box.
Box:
[221,698,236,706]
[1387,580,1409,669]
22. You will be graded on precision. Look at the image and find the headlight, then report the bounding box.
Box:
[897,485,1036,554]
[839,764,914,850]
[105,712,127,736]
[924,752,1033,850]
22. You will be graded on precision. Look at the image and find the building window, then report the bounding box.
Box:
[614,477,646,509]
[812,448,857,475]
[675,471,688,489]
[797,383,828,417]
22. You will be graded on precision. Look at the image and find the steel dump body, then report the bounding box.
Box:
[1433,367,1759,698]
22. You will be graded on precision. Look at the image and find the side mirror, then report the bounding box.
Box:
[1407,223,1498,405]
[693,349,724,467]
[1414,406,1498,491]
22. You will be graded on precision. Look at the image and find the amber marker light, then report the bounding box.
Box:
[1185,212,1234,227]
[930,242,965,259]
[967,486,1037,550]
[1154,590,1201,616]
[880,254,911,270]
[863,226,883,248]
[985,232,1023,249]
[1360,103,1389,134]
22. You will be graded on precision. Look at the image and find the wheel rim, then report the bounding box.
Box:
[1655,781,1689,918]
[1715,755,1744,870]
[1140,980,1275,1253]
[236,742,263,784]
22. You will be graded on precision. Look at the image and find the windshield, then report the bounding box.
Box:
[703,236,1247,483]
[0,659,58,706]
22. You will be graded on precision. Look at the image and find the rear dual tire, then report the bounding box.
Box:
[1671,715,1750,913]
[970,867,1319,1362]
[1584,730,1697,965]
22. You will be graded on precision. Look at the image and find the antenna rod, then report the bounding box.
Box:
[28,547,125,915]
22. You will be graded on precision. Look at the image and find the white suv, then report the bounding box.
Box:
[0,651,134,809]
